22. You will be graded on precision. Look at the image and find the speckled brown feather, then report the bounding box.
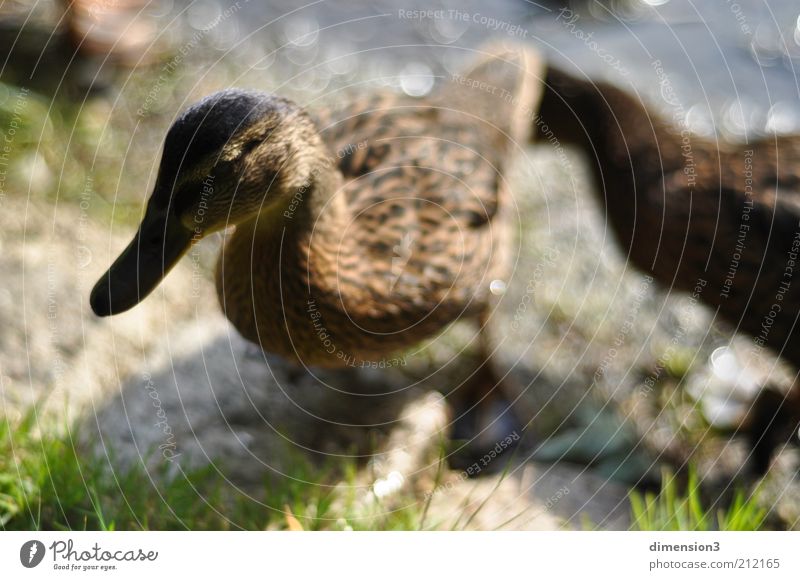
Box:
[216,44,545,367]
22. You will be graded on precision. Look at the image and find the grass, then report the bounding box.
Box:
[629,466,767,531]
[3,407,772,531]
[0,410,426,531]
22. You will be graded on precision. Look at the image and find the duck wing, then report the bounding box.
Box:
[310,44,545,315]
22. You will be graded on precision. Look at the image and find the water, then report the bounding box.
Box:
[178,0,800,139]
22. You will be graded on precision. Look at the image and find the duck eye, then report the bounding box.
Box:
[241,139,261,155]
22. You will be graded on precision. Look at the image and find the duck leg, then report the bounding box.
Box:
[746,385,800,475]
[448,315,526,474]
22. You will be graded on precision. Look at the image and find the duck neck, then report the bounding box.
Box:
[586,82,684,176]
[230,148,349,288]
[281,159,353,296]
[216,148,351,345]
[267,153,345,235]
[540,74,684,244]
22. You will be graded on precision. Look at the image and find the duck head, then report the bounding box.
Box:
[533,66,604,147]
[90,88,326,316]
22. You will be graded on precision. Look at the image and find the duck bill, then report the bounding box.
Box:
[90,208,194,317]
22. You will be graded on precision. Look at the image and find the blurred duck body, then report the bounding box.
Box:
[536,67,800,470]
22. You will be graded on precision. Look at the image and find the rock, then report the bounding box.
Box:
[0,192,638,529]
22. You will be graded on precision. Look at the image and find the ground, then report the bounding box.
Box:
[0,11,797,529]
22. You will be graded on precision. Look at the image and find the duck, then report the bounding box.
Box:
[62,0,160,66]
[533,65,800,473]
[90,43,545,457]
